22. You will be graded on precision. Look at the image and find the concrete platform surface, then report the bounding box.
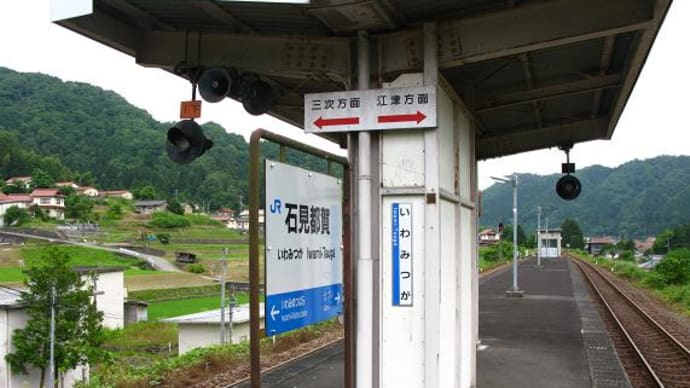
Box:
[233,256,628,387]
[477,256,629,388]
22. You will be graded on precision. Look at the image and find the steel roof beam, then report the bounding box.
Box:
[590,36,616,119]
[135,31,351,81]
[518,53,542,129]
[477,118,608,159]
[100,0,176,31]
[379,0,653,75]
[474,74,623,113]
[192,1,256,34]
[55,9,143,57]
[607,0,671,138]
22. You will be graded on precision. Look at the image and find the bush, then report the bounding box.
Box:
[157,233,171,244]
[654,248,690,286]
[150,212,190,228]
[186,213,224,227]
[3,206,30,226]
[480,241,512,262]
[187,264,206,274]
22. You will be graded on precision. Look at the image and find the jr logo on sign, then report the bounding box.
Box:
[270,198,282,214]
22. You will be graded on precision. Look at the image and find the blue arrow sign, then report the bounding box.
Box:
[265,283,343,335]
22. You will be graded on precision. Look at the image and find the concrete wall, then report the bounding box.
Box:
[93,271,125,329]
[178,321,252,355]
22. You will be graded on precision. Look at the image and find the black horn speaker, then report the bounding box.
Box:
[198,67,237,103]
[239,76,275,115]
[166,120,214,164]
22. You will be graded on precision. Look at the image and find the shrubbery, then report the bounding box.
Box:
[3,206,30,226]
[150,212,190,228]
[187,264,206,274]
[653,248,690,286]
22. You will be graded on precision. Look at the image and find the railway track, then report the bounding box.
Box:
[570,256,690,387]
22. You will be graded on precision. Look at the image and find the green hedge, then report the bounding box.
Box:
[150,212,191,228]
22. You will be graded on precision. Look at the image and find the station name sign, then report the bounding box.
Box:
[304,86,437,133]
[265,160,343,335]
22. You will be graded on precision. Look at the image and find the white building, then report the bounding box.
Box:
[30,188,66,220]
[0,266,126,387]
[74,266,126,329]
[0,194,32,227]
[236,210,264,232]
[163,303,264,355]
[538,229,562,258]
[0,288,88,388]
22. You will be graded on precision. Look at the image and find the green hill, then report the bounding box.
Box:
[0,67,328,210]
[480,155,690,237]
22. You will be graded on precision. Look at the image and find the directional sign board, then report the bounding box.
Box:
[265,160,343,335]
[304,86,437,133]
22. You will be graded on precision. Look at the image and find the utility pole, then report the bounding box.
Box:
[537,206,542,268]
[228,294,236,344]
[220,248,228,344]
[48,284,56,388]
[491,175,523,297]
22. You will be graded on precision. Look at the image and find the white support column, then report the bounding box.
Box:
[356,30,374,388]
[423,23,441,388]
[377,22,478,388]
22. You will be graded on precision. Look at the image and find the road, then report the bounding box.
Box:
[0,230,180,272]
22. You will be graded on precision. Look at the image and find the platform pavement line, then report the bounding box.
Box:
[567,259,631,388]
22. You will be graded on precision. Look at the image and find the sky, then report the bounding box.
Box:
[0,1,688,190]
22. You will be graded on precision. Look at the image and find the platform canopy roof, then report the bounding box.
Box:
[53,0,671,159]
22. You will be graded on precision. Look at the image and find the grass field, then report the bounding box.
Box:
[147,292,252,320]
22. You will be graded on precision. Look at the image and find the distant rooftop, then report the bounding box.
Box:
[163,303,264,325]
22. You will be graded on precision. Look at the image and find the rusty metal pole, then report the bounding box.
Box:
[249,130,262,388]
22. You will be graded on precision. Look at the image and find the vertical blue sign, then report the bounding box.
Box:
[392,203,400,305]
[392,203,413,306]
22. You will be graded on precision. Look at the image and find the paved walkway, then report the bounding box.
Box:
[477,256,629,387]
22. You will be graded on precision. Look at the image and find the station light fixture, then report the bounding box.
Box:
[556,144,581,200]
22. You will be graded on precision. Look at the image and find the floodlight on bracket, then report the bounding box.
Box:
[555,143,581,200]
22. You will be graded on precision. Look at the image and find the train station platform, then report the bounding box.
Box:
[235,256,629,387]
[477,256,630,387]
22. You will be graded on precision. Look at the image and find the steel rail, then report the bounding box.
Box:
[571,255,690,387]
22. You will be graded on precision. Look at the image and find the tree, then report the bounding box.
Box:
[30,168,55,189]
[5,248,104,387]
[501,224,527,246]
[3,205,30,226]
[64,194,95,221]
[133,185,157,200]
[166,198,184,215]
[654,248,690,285]
[653,229,674,253]
[560,218,585,249]
[3,179,29,194]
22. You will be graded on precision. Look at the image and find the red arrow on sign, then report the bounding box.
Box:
[314,116,360,129]
[377,111,427,124]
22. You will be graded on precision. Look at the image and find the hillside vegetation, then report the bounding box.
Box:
[480,155,690,237]
[0,67,331,211]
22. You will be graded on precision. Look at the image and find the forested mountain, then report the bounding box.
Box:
[480,155,690,238]
[0,67,329,210]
